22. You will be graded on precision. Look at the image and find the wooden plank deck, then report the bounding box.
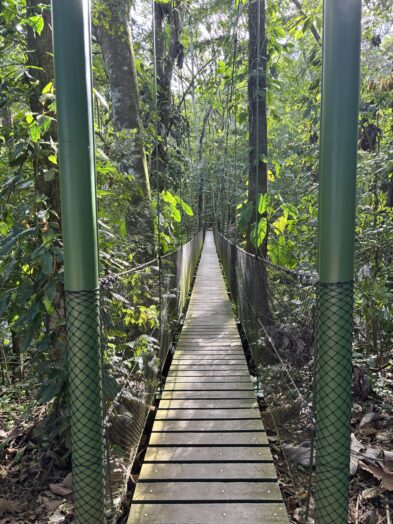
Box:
[128,231,288,524]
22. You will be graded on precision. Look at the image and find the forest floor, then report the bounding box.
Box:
[259,392,393,524]
[0,387,73,524]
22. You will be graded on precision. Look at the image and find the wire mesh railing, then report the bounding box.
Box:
[100,230,204,520]
[214,229,393,523]
[214,229,318,520]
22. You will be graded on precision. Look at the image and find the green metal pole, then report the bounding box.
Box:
[316,1,361,522]
[51,1,105,522]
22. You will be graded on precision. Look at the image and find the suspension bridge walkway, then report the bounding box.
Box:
[128,232,287,524]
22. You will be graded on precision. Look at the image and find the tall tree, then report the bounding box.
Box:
[95,0,152,244]
[26,0,61,215]
[246,0,267,255]
[245,0,272,325]
[197,105,212,228]
[154,0,185,178]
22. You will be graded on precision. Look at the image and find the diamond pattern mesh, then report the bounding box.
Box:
[315,281,353,523]
[65,289,105,524]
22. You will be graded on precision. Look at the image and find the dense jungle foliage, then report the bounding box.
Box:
[0,0,392,522]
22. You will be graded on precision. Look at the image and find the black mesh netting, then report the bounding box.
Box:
[65,289,105,524]
[315,281,353,523]
[99,230,204,520]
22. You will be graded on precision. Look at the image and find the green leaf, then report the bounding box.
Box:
[97,189,111,197]
[0,228,35,258]
[217,60,226,74]
[250,218,268,248]
[119,220,127,239]
[272,214,288,234]
[44,281,56,303]
[175,195,193,216]
[28,122,41,142]
[238,203,254,231]
[27,15,44,35]
[272,26,286,38]
[268,236,296,268]
[0,221,8,236]
[161,190,176,205]
[171,207,181,222]
[257,193,271,215]
[42,82,53,94]
[9,142,28,166]
[181,201,193,216]
[21,322,36,352]
[40,252,53,275]
[37,114,51,133]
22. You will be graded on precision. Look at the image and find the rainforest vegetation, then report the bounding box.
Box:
[0,0,392,522]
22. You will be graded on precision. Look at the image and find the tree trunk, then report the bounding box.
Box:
[153,1,185,181]
[95,0,154,253]
[197,106,212,228]
[246,0,267,255]
[95,0,150,200]
[246,0,272,326]
[26,0,61,216]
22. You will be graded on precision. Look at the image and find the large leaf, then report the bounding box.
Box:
[257,193,271,215]
[272,214,288,234]
[27,15,44,35]
[0,228,35,258]
[238,203,254,231]
[268,235,296,268]
[161,190,176,205]
[250,217,268,248]
[170,206,181,222]
[175,196,193,216]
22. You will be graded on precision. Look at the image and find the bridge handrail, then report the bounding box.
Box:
[214,229,318,284]
[100,230,204,283]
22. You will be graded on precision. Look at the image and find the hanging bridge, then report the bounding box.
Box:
[128,232,287,524]
[48,1,363,522]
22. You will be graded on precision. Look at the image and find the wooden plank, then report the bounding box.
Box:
[162,383,255,391]
[155,409,260,420]
[166,372,250,379]
[165,377,251,384]
[133,481,283,501]
[148,431,269,446]
[171,355,248,371]
[160,390,256,400]
[176,344,243,349]
[129,503,288,524]
[172,354,245,360]
[138,462,278,481]
[168,369,250,375]
[164,381,252,388]
[158,399,255,409]
[174,350,244,355]
[151,419,264,432]
[144,446,272,463]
